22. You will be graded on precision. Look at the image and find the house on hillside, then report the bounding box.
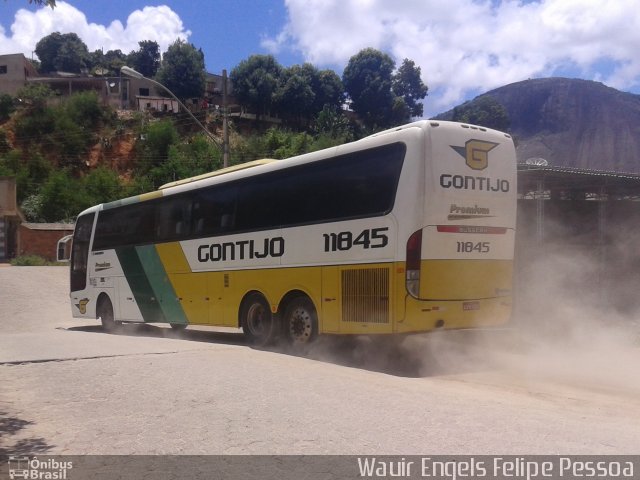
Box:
[0,53,265,129]
[0,52,164,110]
[0,53,39,96]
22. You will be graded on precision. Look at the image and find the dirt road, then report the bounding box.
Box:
[1,266,639,455]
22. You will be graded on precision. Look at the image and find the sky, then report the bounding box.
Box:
[1,0,640,117]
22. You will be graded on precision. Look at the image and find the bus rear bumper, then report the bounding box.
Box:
[395,294,513,334]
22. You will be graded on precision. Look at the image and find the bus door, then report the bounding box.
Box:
[70,213,95,293]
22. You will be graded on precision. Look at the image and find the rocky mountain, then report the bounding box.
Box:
[436,77,640,172]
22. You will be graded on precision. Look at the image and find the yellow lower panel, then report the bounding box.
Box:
[397,294,513,334]
[154,244,512,335]
[420,259,513,300]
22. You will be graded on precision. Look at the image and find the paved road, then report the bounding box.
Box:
[1,266,639,455]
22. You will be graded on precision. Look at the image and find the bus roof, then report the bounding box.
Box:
[158,159,278,190]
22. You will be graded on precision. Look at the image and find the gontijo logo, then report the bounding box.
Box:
[75,298,89,314]
[451,139,499,171]
[440,138,510,193]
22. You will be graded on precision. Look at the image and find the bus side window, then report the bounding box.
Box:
[191,185,237,236]
[220,213,233,230]
[156,197,191,242]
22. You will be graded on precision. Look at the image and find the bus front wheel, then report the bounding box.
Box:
[97,296,119,333]
[283,296,318,345]
[240,293,277,346]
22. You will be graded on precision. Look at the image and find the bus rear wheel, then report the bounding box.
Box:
[283,296,318,345]
[241,293,277,346]
[97,296,119,333]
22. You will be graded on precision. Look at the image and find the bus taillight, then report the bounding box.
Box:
[406,229,422,297]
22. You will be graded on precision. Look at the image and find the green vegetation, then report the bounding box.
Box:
[1,31,435,224]
[342,49,428,129]
[452,95,510,131]
[10,254,62,266]
[0,87,357,221]
[155,40,206,102]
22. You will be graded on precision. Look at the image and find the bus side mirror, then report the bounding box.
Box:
[57,235,73,262]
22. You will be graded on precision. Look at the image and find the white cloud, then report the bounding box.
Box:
[264,0,640,115]
[0,1,190,59]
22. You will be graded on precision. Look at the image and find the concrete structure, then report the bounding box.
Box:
[516,165,640,316]
[0,53,236,119]
[134,95,179,113]
[0,53,167,110]
[0,177,21,260]
[0,53,39,96]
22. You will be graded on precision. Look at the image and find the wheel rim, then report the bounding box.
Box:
[288,306,313,343]
[246,302,267,336]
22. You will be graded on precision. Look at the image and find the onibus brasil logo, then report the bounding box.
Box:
[8,456,73,479]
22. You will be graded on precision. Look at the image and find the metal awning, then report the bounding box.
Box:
[517,165,640,198]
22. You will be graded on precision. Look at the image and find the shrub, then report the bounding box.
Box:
[10,255,49,266]
[0,94,15,121]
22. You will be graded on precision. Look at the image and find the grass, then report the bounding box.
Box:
[9,255,67,266]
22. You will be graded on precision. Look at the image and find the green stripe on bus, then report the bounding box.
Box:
[135,245,188,325]
[116,246,166,322]
[103,191,163,210]
[102,196,140,210]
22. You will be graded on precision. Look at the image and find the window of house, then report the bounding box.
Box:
[139,87,150,96]
[0,66,8,74]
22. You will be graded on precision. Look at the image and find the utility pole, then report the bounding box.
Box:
[222,69,230,168]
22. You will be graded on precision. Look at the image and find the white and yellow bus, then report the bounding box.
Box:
[69,120,516,345]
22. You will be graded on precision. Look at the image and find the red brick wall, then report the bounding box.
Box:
[18,226,73,261]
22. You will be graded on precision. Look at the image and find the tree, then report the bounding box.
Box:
[231,55,283,121]
[452,96,510,131]
[15,83,53,109]
[83,166,125,205]
[104,49,127,74]
[127,41,161,78]
[9,0,56,7]
[35,32,89,73]
[155,39,205,101]
[274,64,316,126]
[313,69,344,112]
[13,84,56,143]
[393,59,428,118]
[39,170,89,222]
[64,91,106,129]
[87,49,128,76]
[28,0,56,6]
[139,119,180,172]
[313,104,353,141]
[343,48,396,128]
[0,94,15,121]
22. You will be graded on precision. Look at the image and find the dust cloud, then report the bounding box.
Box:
[302,221,640,396]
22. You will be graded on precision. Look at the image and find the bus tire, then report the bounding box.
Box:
[283,296,318,345]
[170,323,187,331]
[240,293,277,346]
[97,295,119,333]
